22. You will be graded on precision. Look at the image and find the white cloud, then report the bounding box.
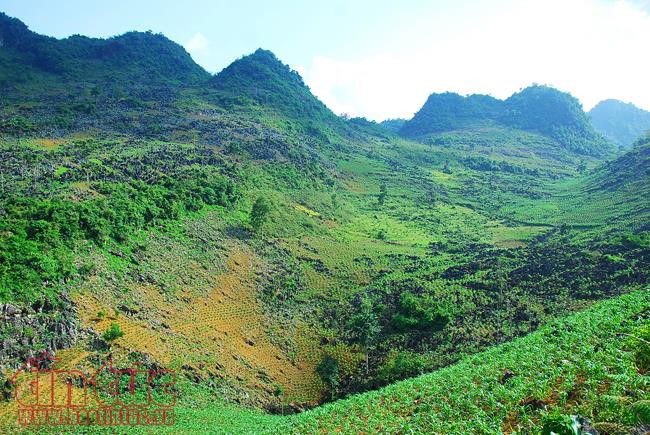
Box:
[300,0,650,121]
[185,33,208,54]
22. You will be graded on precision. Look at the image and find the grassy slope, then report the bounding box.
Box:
[501,142,650,233]
[3,289,648,433]
[166,288,649,433]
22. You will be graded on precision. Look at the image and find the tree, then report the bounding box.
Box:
[317,355,340,400]
[250,197,271,233]
[348,295,380,373]
[377,183,387,206]
[330,193,338,210]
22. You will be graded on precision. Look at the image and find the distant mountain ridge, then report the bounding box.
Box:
[399,93,501,136]
[379,118,406,133]
[400,85,613,157]
[589,99,650,149]
[0,11,619,159]
[0,12,208,89]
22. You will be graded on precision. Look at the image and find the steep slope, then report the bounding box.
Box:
[127,289,648,433]
[589,99,650,149]
[400,85,613,157]
[590,138,650,191]
[209,49,338,126]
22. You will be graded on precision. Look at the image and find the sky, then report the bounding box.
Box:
[2,0,650,121]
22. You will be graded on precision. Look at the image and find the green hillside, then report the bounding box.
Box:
[0,13,648,434]
[589,99,650,149]
[208,49,337,127]
[167,289,649,433]
[400,85,613,157]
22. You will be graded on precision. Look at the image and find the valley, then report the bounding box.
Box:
[0,11,648,434]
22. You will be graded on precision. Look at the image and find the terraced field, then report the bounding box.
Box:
[153,288,650,433]
[71,242,325,407]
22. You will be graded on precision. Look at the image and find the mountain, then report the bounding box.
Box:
[0,12,208,92]
[1,12,649,434]
[589,99,650,148]
[209,49,336,124]
[399,92,501,136]
[400,85,612,157]
[379,118,406,133]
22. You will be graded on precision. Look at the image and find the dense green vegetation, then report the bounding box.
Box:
[400,85,613,157]
[589,99,650,148]
[0,139,239,305]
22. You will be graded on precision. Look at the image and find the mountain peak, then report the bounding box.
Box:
[400,84,612,156]
[589,99,650,148]
[210,49,334,122]
[399,92,501,136]
[502,85,590,132]
[212,48,305,88]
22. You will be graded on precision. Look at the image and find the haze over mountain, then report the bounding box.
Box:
[589,99,650,149]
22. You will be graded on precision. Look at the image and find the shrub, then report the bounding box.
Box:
[376,350,429,384]
[102,323,124,342]
[391,292,451,333]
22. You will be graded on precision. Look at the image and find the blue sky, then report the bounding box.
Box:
[2,0,650,120]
